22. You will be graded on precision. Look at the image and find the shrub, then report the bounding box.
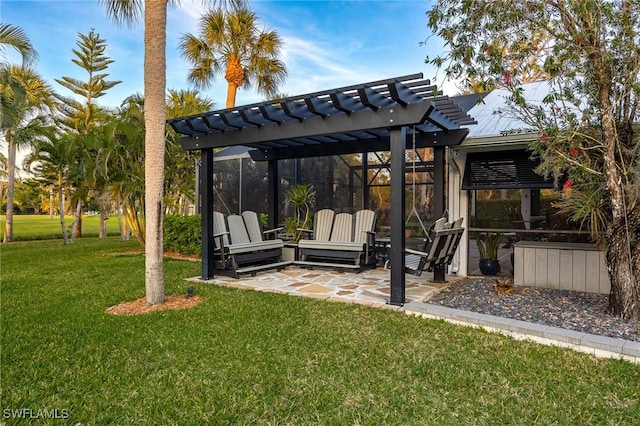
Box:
[164,215,201,255]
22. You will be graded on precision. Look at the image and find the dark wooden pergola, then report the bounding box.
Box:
[169,73,475,305]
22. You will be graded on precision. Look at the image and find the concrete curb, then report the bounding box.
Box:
[403,302,640,364]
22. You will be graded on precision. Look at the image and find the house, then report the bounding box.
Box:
[447,80,610,294]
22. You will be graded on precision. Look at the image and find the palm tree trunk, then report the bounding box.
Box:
[74,207,83,239]
[49,186,54,220]
[100,209,108,238]
[116,195,129,241]
[58,173,68,245]
[224,56,244,108]
[124,203,143,243]
[183,197,190,216]
[143,0,168,306]
[226,83,238,109]
[4,138,16,243]
[98,193,109,238]
[70,199,83,243]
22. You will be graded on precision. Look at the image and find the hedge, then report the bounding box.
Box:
[163,215,201,256]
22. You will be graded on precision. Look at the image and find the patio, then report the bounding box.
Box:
[189,265,460,308]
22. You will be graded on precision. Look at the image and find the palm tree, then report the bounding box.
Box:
[166,88,214,119]
[166,88,214,214]
[26,130,76,244]
[0,23,39,126]
[100,0,242,306]
[180,7,287,108]
[0,23,38,66]
[105,94,146,244]
[1,24,39,129]
[1,66,56,243]
[1,24,46,243]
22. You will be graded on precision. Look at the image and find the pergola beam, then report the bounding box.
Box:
[180,103,434,151]
[247,129,469,162]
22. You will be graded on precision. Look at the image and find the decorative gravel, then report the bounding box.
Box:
[429,277,639,342]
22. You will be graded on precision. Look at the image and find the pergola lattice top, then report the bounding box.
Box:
[168,73,476,161]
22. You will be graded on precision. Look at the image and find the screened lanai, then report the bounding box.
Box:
[169,73,475,305]
[207,145,444,234]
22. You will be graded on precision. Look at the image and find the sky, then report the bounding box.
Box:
[2,0,453,111]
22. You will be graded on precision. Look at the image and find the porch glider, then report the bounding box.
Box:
[213,211,291,278]
[402,217,465,277]
[297,209,377,272]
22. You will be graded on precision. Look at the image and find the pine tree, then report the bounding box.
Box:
[54,29,121,239]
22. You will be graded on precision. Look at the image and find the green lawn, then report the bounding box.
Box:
[1,238,639,424]
[0,214,122,241]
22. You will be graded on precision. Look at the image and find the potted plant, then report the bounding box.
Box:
[283,184,316,243]
[474,231,503,275]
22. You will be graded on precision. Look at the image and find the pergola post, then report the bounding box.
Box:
[389,127,406,305]
[239,158,247,212]
[200,148,215,280]
[362,151,369,209]
[194,157,200,215]
[433,146,446,282]
[328,157,335,210]
[267,159,279,229]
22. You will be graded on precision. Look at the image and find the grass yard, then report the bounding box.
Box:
[1,238,639,424]
[0,214,122,241]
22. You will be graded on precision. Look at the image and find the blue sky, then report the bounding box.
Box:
[2,0,451,110]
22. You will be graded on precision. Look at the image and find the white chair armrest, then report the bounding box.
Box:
[263,227,283,239]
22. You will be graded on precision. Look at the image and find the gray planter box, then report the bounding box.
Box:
[514,241,610,294]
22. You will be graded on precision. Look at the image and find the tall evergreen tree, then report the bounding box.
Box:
[54,29,121,238]
[55,29,121,134]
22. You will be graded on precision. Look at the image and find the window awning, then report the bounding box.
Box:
[462,150,558,190]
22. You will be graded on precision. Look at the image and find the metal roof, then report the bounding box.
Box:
[463,80,554,141]
[169,73,476,161]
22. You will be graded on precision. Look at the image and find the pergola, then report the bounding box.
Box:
[169,73,475,305]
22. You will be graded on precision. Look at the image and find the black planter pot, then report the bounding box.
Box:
[479,259,500,275]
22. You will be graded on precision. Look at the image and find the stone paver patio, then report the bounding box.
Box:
[189,265,460,308]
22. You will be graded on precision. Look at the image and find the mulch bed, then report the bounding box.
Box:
[429,277,639,342]
[106,294,202,316]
